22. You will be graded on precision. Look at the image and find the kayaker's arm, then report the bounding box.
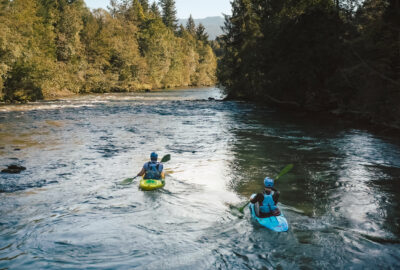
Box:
[250,193,264,204]
[137,168,145,177]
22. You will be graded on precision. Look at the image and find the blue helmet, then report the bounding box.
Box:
[150,152,158,161]
[264,177,274,188]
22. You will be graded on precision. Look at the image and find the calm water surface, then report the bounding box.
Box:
[1,88,399,269]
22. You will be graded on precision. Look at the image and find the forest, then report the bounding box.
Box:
[218,0,400,129]
[0,0,216,102]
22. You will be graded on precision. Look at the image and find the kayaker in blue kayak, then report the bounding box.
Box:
[136,152,165,180]
[250,177,281,218]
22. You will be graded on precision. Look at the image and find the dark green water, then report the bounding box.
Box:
[1,88,399,269]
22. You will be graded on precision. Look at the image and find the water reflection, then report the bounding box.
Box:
[227,103,400,266]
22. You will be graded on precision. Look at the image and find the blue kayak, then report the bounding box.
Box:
[249,202,289,232]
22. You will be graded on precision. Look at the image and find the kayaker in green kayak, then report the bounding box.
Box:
[136,152,165,180]
[250,177,281,218]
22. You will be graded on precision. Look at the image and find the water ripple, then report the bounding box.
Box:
[0,88,400,269]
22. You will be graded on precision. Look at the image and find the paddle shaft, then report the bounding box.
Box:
[121,154,170,184]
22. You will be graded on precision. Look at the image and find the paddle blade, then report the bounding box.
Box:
[238,201,250,213]
[231,208,244,219]
[161,154,171,163]
[120,176,139,185]
[120,178,134,185]
[275,164,293,180]
[227,203,245,218]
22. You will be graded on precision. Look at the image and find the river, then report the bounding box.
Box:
[1,87,399,269]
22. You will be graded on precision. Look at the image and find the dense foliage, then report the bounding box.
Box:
[218,0,400,128]
[0,0,216,102]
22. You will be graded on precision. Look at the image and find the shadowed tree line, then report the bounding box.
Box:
[218,0,400,129]
[0,0,216,102]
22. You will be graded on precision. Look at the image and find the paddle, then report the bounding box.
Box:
[120,154,171,185]
[160,154,171,163]
[235,164,294,213]
[120,175,139,185]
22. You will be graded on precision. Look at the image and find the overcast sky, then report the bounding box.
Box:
[84,0,232,19]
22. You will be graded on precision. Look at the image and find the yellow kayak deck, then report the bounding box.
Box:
[139,178,165,191]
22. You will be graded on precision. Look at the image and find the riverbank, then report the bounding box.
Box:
[0,83,217,104]
[0,0,217,105]
[217,0,399,134]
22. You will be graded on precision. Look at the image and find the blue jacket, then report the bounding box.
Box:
[250,189,280,215]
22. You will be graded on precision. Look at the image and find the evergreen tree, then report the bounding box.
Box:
[196,23,209,43]
[124,0,145,23]
[139,0,149,12]
[150,1,161,17]
[177,24,186,37]
[186,14,196,35]
[218,0,400,128]
[159,0,177,30]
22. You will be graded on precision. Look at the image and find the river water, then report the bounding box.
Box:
[0,87,399,269]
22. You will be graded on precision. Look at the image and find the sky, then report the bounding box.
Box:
[84,0,232,19]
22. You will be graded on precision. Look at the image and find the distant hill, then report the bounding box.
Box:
[178,16,225,40]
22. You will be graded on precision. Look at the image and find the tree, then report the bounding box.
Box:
[150,1,161,17]
[124,0,145,23]
[1,0,49,101]
[186,14,196,35]
[55,1,84,62]
[196,23,209,43]
[107,0,119,17]
[217,0,400,128]
[177,24,186,37]
[159,0,177,30]
[139,0,149,12]
[0,0,217,102]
